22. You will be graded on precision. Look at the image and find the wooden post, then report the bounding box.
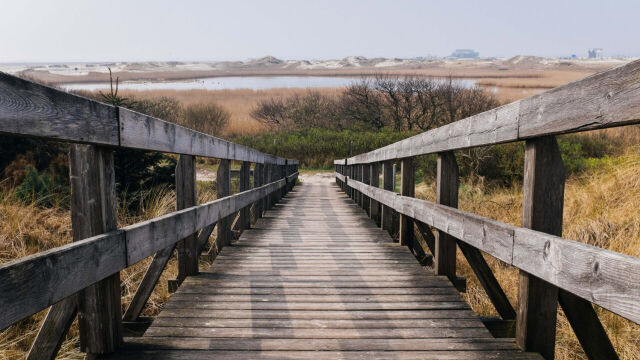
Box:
[362,164,370,215]
[369,162,381,226]
[381,161,394,235]
[68,145,121,356]
[176,155,198,282]
[435,152,458,281]
[516,137,563,360]
[216,159,232,247]
[399,157,415,246]
[238,161,251,231]
[253,163,264,220]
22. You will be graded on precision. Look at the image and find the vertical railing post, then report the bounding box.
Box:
[516,137,563,359]
[362,163,371,216]
[381,160,394,235]
[70,144,122,357]
[176,154,199,282]
[253,163,264,221]
[369,162,381,226]
[238,161,251,231]
[216,159,232,247]
[435,152,458,281]
[399,157,415,246]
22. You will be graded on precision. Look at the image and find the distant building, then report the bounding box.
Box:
[450,49,479,59]
[588,48,603,59]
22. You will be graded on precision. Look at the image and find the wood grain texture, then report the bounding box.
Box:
[0,73,290,164]
[516,137,563,359]
[237,161,251,231]
[0,72,119,145]
[69,145,122,355]
[343,176,640,326]
[434,152,458,281]
[112,181,532,359]
[399,158,414,246]
[26,296,77,360]
[118,108,285,164]
[0,231,125,330]
[175,155,198,281]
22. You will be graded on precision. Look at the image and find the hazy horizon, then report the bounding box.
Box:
[1,0,638,63]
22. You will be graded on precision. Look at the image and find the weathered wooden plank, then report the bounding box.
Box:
[116,337,522,351]
[175,154,198,282]
[143,326,490,339]
[151,317,483,328]
[513,228,640,325]
[124,178,286,265]
[118,108,285,164]
[123,246,175,322]
[237,161,251,231]
[26,296,77,360]
[557,290,618,360]
[0,72,119,145]
[516,137,563,359]
[69,145,122,356]
[381,161,395,235]
[399,157,415,246]
[519,59,640,138]
[435,152,458,281]
[458,242,516,320]
[0,231,125,330]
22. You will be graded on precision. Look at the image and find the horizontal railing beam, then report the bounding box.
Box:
[342,176,640,325]
[342,59,640,164]
[0,177,288,330]
[0,72,288,165]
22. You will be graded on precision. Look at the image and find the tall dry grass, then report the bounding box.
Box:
[118,88,343,136]
[416,147,640,360]
[0,180,218,360]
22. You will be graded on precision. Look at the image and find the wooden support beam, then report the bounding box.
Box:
[238,161,251,231]
[176,154,198,283]
[435,152,458,281]
[480,317,516,338]
[516,137,563,359]
[381,161,394,235]
[558,290,618,360]
[216,159,232,247]
[369,162,380,226]
[124,246,175,320]
[70,145,122,356]
[457,242,516,320]
[26,296,77,360]
[399,158,415,246]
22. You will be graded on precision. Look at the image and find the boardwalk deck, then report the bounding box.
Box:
[105,178,542,359]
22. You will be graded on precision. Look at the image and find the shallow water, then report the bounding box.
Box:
[62,76,477,91]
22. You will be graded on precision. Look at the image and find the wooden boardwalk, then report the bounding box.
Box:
[105,179,541,359]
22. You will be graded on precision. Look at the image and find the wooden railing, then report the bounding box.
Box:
[334,59,640,360]
[0,72,299,359]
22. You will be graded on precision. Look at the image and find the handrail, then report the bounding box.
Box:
[336,59,640,165]
[343,175,640,325]
[0,176,291,330]
[0,72,291,165]
[334,60,640,358]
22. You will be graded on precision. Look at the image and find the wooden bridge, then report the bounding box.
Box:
[0,60,639,360]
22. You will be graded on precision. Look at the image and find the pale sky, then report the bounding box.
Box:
[1,0,638,63]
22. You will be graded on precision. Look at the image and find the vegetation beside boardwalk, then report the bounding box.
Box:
[1,75,639,359]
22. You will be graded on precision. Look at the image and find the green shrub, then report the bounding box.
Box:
[15,166,69,207]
